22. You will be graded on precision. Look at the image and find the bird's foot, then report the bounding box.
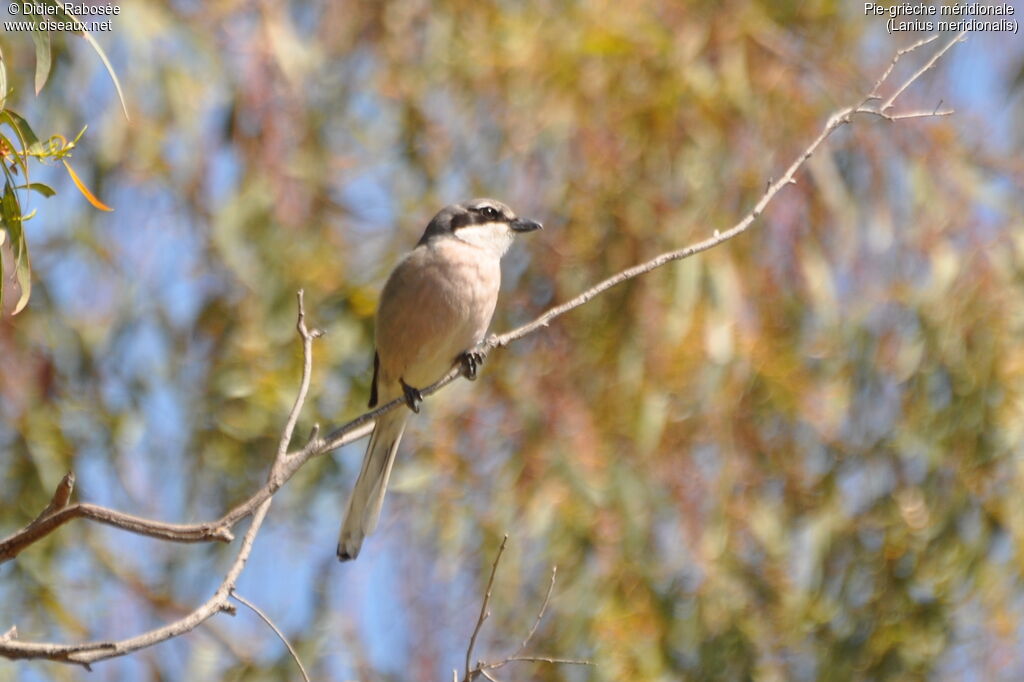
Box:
[400,379,423,413]
[459,350,486,381]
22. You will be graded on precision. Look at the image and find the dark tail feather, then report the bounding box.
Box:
[337,409,407,561]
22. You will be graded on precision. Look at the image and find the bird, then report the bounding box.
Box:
[338,198,543,561]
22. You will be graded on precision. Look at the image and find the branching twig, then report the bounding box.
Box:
[878,31,965,113]
[231,590,311,682]
[0,501,234,563]
[465,534,508,679]
[278,291,323,461]
[31,472,75,522]
[1,33,967,668]
[0,291,321,666]
[867,34,939,101]
[511,566,557,660]
[497,654,594,667]
[461,538,592,682]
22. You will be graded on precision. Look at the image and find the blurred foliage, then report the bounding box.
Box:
[1,0,1024,680]
[0,0,122,316]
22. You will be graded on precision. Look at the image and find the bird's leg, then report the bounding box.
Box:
[399,378,423,413]
[458,350,486,381]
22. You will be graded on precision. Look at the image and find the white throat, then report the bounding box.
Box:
[452,222,514,257]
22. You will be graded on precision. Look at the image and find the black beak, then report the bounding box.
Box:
[510,218,543,233]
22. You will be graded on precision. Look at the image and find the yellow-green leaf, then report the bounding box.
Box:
[31,26,52,95]
[1,183,31,314]
[44,0,128,118]
[79,31,129,120]
[0,133,28,178]
[1,110,43,155]
[17,182,56,198]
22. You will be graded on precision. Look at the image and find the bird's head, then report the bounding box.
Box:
[418,198,543,256]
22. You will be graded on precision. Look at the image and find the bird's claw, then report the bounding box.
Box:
[459,350,485,381]
[400,379,423,413]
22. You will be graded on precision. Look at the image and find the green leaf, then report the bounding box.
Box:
[31,26,52,95]
[0,133,28,179]
[45,0,129,121]
[71,125,88,146]
[16,182,56,198]
[1,183,31,314]
[0,110,43,155]
[79,31,129,121]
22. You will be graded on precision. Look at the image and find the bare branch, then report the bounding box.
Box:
[466,534,508,679]
[75,499,270,666]
[512,566,557,660]
[0,469,275,666]
[231,590,310,682]
[2,293,320,666]
[0,501,234,563]
[461,541,591,681]
[0,294,332,564]
[278,289,323,460]
[880,31,967,112]
[854,107,955,121]
[867,33,939,99]
[32,472,74,522]
[501,655,594,666]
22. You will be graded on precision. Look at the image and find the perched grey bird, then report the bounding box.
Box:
[338,198,542,561]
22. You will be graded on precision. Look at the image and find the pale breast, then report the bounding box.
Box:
[375,240,501,388]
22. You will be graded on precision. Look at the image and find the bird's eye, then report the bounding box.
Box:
[480,206,499,220]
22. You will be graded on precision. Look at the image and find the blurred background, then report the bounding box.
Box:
[2,1,1024,680]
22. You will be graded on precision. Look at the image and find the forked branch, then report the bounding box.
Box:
[0,291,322,666]
[460,537,592,682]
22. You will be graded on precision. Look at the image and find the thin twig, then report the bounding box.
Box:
[0,502,234,563]
[1,294,320,666]
[512,566,557,659]
[855,107,955,121]
[461,548,591,680]
[497,655,593,663]
[277,290,323,461]
[31,472,75,523]
[867,34,939,99]
[231,590,310,682]
[501,655,594,666]
[880,31,967,112]
[466,534,508,679]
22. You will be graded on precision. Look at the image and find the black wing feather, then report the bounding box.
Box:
[368,351,380,408]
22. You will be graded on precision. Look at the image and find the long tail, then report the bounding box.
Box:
[337,409,408,561]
